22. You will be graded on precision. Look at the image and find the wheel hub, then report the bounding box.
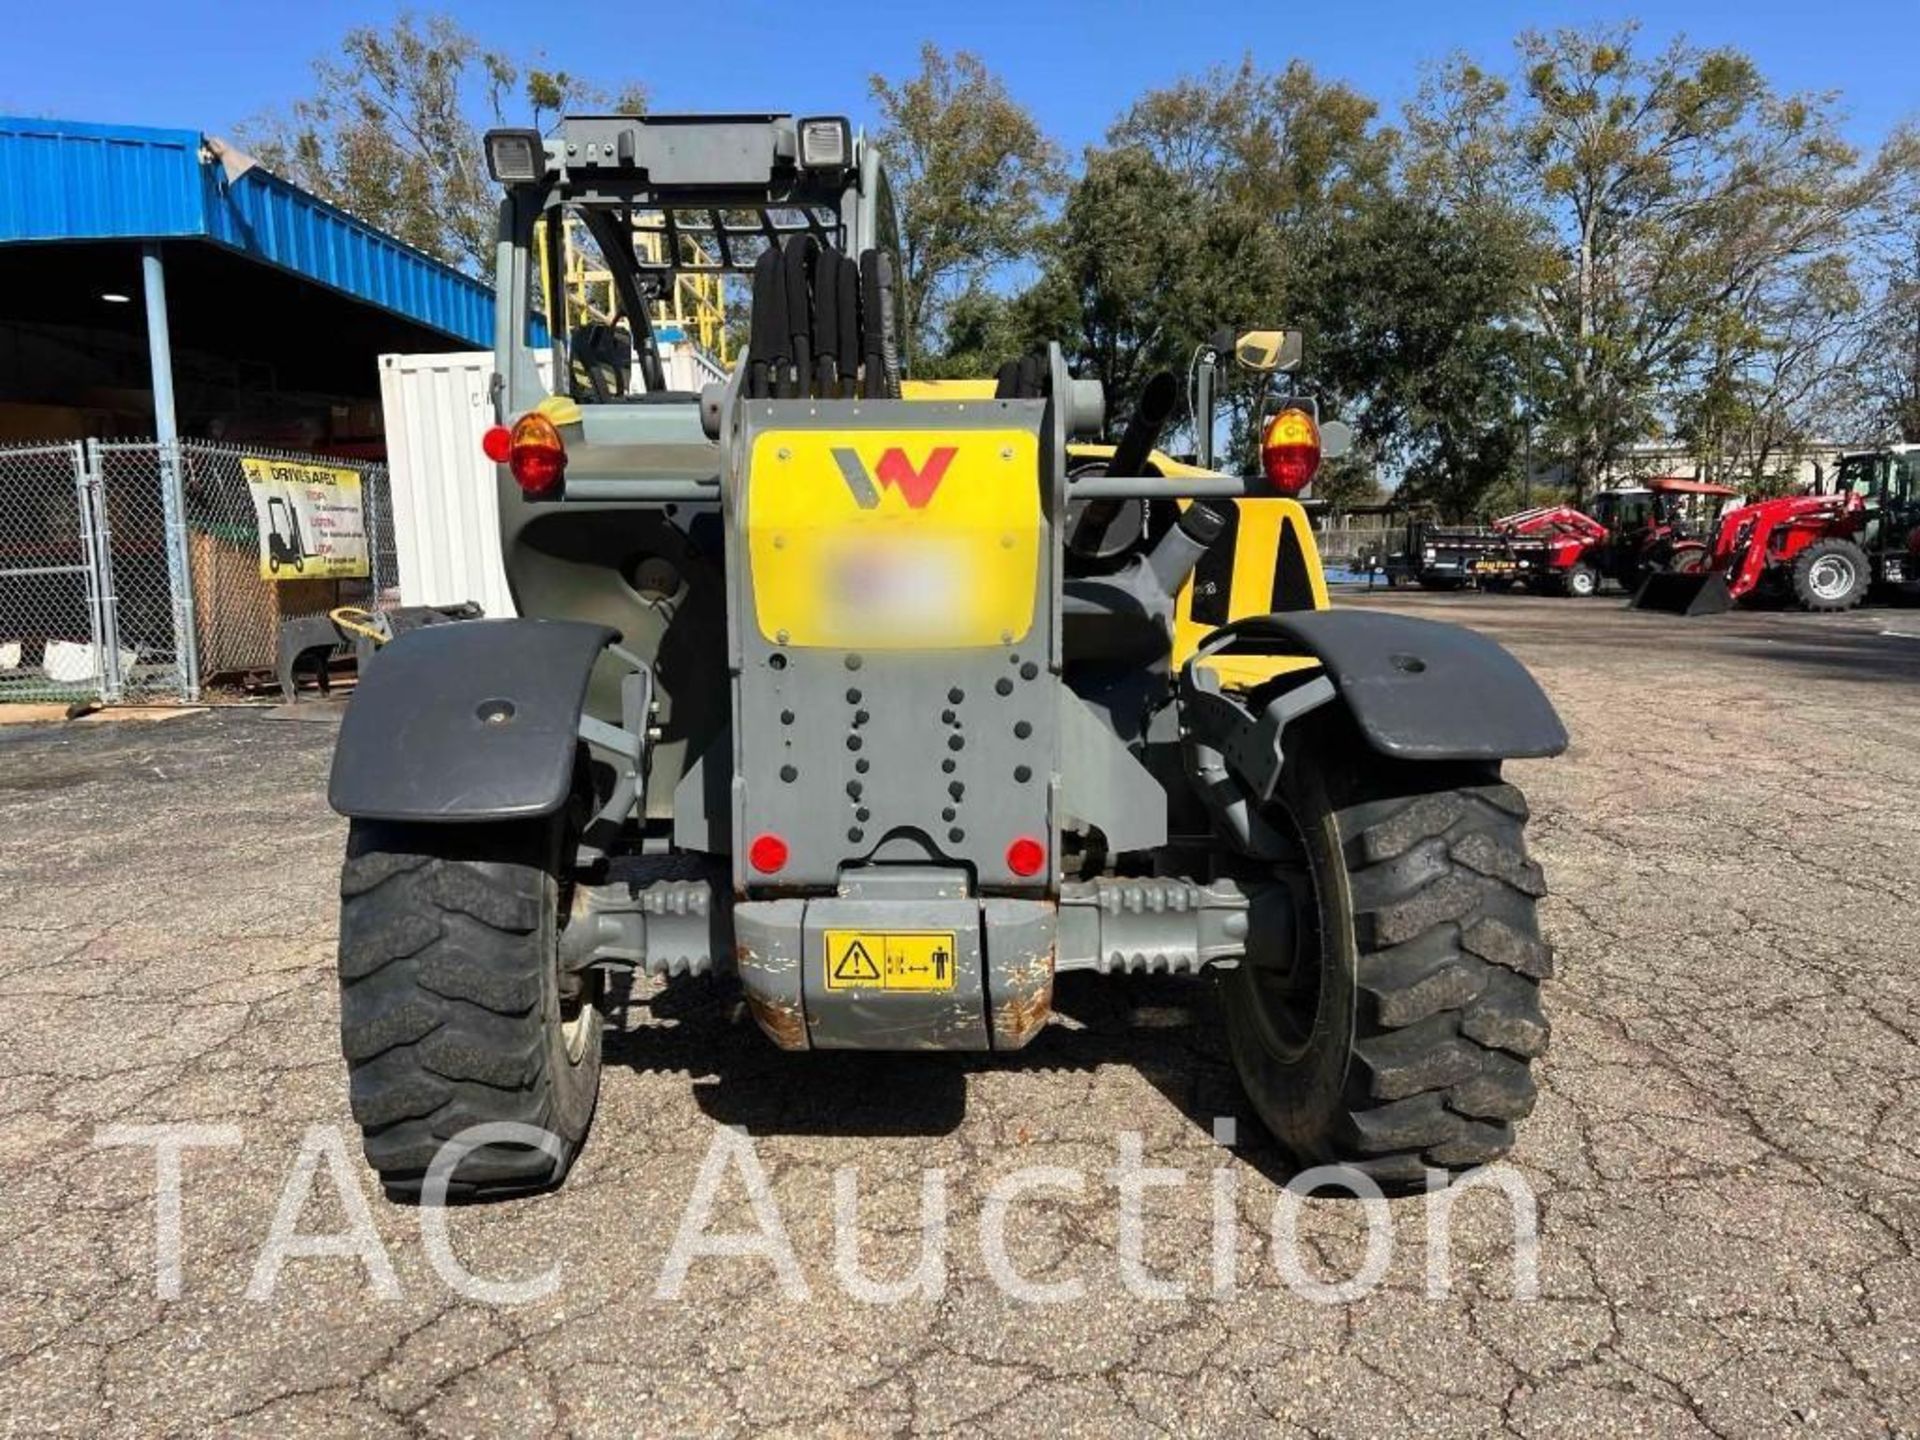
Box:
[557,880,596,1064]
[1241,859,1318,1063]
[1808,555,1854,600]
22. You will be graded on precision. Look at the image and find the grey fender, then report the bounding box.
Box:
[1199,610,1567,762]
[328,618,618,822]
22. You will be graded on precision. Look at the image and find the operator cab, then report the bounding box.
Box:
[1591,477,1738,539]
[478,114,909,830]
[1587,487,1655,535]
[1832,446,1920,554]
[483,115,900,412]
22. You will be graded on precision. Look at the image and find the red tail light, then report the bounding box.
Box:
[748,833,789,874]
[480,424,513,462]
[1261,408,1321,496]
[1006,836,1046,878]
[507,411,566,497]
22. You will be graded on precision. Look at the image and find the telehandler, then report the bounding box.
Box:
[327,113,1567,1199]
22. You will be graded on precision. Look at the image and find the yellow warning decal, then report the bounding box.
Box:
[824,930,959,992]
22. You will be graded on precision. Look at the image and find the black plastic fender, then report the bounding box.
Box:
[1201,610,1568,761]
[328,618,618,822]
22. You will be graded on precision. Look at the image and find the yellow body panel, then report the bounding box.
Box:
[746,428,1042,649]
[1064,443,1329,666]
[533,394,583,426]
[901,378,1001,401]
[1060,442,1330,691]
[1168,490,1328,666]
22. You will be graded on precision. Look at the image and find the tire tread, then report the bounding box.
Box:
[336,821,594,1201]
[1341,778,1550,1174]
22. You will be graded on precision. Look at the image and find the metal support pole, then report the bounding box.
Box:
[1195,351,1217,471]
[143,244,200,701]
[75,441,124,702]
[1522,414,1532,508]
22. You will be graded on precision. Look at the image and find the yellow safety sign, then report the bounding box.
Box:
[823,930,959,991]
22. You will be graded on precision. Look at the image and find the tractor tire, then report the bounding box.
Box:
[1791,537,1869,612]
[1667,544,1709,575]
[1223,714,1551,1187]
[336,817,603,1201]
[1562,563,1599,598]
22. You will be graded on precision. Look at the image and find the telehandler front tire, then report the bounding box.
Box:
[335,817,602,1201]
[1224,717,1551,1186]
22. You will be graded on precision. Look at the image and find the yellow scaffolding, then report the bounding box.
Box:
[535,216,731,365]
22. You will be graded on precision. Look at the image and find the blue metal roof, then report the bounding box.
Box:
[0,116,495,347]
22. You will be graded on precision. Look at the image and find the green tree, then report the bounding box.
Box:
[240,13,644,274]
[1039,146,1211,429]
[1107,57,1392,240]
[869,45,1062,369]
[1038,58,1390,438]
[916,280,1072,381]
[1298,195,1531,519]
[1407,22,1894,496]
[1851,127,1920,442]
[1858,232,1920,443]
[1309,455,1387,511]
[1675,252,1864,487]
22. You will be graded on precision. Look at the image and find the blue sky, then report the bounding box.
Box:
[3,0,1914,156]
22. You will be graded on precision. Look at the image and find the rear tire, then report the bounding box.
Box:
[336,817,602,1201]
[1223,717,1551,1186]
[1791,537,1868,612]
[1667,544,1709,574]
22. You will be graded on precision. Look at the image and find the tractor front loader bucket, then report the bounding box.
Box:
[1630,570,1733,616]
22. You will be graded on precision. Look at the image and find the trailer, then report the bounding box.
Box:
[1369,517,1552,591]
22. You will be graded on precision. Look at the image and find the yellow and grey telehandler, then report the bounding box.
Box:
[327,113,1565,1198]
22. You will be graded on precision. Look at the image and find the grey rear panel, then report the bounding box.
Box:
[722,397,1060,893]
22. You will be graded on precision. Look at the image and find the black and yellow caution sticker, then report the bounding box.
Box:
[823,930,959,992]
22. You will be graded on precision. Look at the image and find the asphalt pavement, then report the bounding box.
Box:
[2,588,1917,1437]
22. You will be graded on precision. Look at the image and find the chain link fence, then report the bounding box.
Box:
[1314,518,1405,572]
[0,441,102,702]
[0,438,393,704]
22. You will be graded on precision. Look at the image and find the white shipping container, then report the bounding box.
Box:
[378,352,518,619]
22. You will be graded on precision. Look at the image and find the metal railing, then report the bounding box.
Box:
[0,438,393,704]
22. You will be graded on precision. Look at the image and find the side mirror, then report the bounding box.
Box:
[1232,329,1303,374]
[1320,419,1353,461]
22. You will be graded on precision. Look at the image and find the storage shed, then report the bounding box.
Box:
[0,116,497,453]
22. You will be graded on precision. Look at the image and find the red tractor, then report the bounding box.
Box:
[1492,477,1740,597]
[1636,488,1870,614]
